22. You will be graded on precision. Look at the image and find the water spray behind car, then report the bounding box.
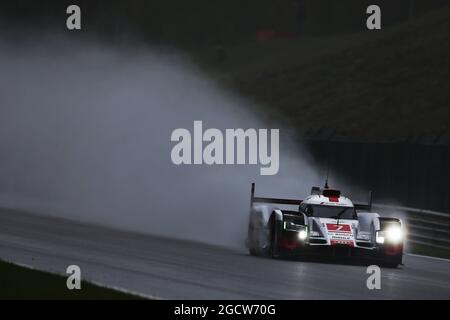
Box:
[0,34,327,249]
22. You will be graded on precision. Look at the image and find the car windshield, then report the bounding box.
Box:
[304,205,355,219]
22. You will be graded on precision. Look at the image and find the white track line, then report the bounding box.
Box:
[406,253,450,262]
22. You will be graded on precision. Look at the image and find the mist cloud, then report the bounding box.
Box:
[0,36,322,248]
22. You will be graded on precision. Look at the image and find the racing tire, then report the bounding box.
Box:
[249,248,259,256]
[382,253,403,268]
[269,217,282,259]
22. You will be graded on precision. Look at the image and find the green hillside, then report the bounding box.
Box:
[197,4,450,142]
[2,0,449,142]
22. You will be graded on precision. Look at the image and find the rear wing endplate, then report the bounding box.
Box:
[354,191,373,211]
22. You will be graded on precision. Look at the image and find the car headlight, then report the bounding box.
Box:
[284,221,304,232]
[298,228,308,241]
[376,232,385,244]
[376,226,402,244]
[283,220,308,240]
[385,225,402,243]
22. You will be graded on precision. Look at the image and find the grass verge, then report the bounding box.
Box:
[0,260,144,300]
[407,243,450,260]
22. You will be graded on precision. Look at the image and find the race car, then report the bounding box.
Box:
[246,183,404,267]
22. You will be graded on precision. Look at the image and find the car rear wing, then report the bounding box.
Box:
[250,183,302,208]
[354,191,373,212]
[250,183,373,211]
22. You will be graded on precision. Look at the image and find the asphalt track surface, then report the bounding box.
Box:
[0,208,449,299]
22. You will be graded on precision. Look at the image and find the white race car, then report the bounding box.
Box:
[246,183,404,267]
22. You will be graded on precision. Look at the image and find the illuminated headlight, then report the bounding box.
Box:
[298,228,308,241]
[376,226,402,244]
[385,226,402,243]
[283,220,308,240]
[376,232,385,244]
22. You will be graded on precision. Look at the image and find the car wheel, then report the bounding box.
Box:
[270,218,281,259]
[382,253,402,268]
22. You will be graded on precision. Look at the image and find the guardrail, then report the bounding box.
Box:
[372,203,450,251]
